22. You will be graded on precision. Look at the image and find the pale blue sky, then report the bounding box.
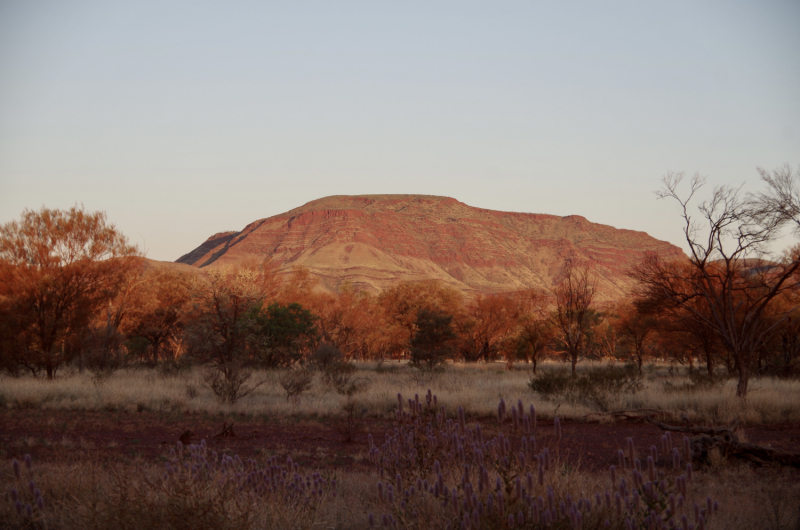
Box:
[1,1,798,260]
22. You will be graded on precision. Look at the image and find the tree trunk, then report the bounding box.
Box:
[571,353,577,376]
[736,356,749,398]
[705,349,714,378]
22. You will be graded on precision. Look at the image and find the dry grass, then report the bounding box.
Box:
[1,454,370,530]
[2,424,797,529]
[2,362,799,529]
[1,361,799,425]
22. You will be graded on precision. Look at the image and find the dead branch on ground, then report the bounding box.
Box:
[214,422,237,438]
[646,417,800,468]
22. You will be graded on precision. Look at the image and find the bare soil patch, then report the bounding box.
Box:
[2,409,798,472]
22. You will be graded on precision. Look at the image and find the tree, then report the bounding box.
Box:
[124,267,193,365]
[551,260,597,376]
[185,262,279,364]
[250,302,318,367]
[378,281,463,358]
[751,165,800,235]
[0,206,141,378]
[515,318,554,374]
[314,286,399,361]
[409,309,456,372]
[456,292,524,362]
[631,172,800,397]
[637,282,723,376]
[614,302,657,375]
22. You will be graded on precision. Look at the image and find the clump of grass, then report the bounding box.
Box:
[662,370,727,394]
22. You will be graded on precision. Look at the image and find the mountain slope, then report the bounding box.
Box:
[176,195,684,300]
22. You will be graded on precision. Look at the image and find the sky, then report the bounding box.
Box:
[1,1,799,261]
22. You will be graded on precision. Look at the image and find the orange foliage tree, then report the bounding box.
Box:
[378,281,464,359]
[0,206,141,378]
[613,301,657,374]
[313,286,399,361]
[456,292,524,363]
[185,261,280,364]
[123,267,194,364]
[509,288,553,373]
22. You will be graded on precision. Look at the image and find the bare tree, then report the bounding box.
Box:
[751,164,800,235]
[631,172,800,397]
[551,259,596,376]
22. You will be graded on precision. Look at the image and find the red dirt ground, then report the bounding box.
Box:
[2,409,799,473]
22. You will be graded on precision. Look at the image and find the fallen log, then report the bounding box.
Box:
[584,409,677,422]
[646,417,737,437]
[646,417,800,468]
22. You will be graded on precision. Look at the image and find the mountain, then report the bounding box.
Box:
[175,194,684,300]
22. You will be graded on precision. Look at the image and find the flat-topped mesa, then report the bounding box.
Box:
[176,194,684,300]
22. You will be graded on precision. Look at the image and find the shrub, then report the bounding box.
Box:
[278,367,315,402]
[529,364,642,411]
[309,342,344,371]
[663,369,727,394]
[156,357,193,378]
[333,400,366,442]
[204,360,263,404]
[527,369,572,398]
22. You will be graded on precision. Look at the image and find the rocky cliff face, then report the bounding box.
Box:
[176,195,684,300]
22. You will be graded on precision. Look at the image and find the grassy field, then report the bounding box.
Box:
[2,446,798,530]
[2,362,799,529]
[1,361,799,425]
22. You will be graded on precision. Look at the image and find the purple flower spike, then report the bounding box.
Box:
[25,503,32,518]
[12,459,20,479]
[15,500,22,515]
[10,488,18,502]
[23,454,32,471]
[36,496,44,511]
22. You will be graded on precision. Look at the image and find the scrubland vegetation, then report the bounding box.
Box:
[2,387,799,529]
[1,168,800,528]
[1,362,800,426]
[2,168,800,405]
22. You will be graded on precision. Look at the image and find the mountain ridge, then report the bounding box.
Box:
[176,195,684,300]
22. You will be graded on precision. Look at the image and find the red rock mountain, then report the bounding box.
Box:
[175,195,684,300]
